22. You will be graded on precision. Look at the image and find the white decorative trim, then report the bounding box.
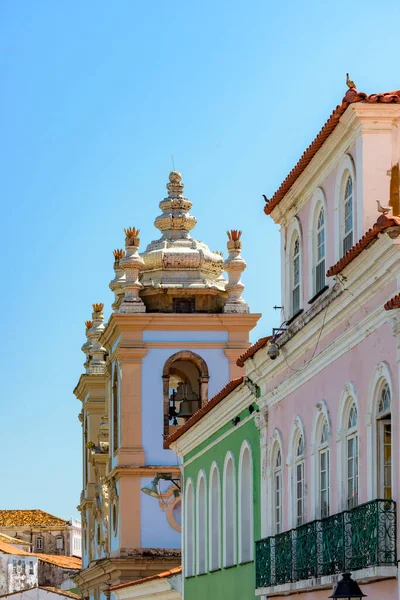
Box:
[310,400,331,520]
[208,462,221,571]
[195,469,207,575]
[287,416,306,528]
[238,440,254,563]
[267,430,284,536]
[222,452,237,568]
[284,217,303,323]
[184,477,195,578]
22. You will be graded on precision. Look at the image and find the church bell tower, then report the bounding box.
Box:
[74,171,260,599]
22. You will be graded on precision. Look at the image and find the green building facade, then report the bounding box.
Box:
[169,378,261,600]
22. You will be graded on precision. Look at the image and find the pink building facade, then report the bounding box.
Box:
[242,86,400,598]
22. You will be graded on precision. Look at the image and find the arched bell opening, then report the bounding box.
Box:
[162,351,209,442]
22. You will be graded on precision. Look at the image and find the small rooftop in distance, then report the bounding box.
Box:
[0,510,69,527]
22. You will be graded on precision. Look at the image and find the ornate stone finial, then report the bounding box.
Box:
[119,227,146,313]
[223,230,249,314]
[154,172,197,240]
[346,73,356,90]
[87,304,107,374]
[82,319,94,373]
[110,249,126,312]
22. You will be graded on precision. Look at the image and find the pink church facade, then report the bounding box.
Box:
[241,86,400,598]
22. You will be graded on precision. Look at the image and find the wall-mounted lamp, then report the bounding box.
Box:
[328,573,366,599]
[141,473,181,500]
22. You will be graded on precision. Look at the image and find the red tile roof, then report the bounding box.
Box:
[264,88,400,216]
[0,541,81,570]
[236,336,272,367]
[0,510,68,527]
[165,377,244,447]
[109,566,182,591]
[326,214,400,277]
[0,588,80,599]
[384,293,400,311]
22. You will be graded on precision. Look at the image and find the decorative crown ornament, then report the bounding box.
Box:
[223,229,249,314]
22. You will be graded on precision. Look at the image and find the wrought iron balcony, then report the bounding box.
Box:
[256,499,396,589]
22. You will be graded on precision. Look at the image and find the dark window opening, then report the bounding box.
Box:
[173,297,195,313]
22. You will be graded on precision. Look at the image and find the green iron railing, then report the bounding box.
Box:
[256,499,396,589]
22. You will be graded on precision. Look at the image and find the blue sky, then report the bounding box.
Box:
[0,0,399,519]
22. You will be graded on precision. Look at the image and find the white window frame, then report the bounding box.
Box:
[196,471,207,575]
[223,452,237,567]
[318,420,330,519]
[36,536,43,551]
[377,382,392,499]
[295,435,305,526]
[334,154,357,262]
[273,449,283,534]
[291,233,301,317]
[184,478,195,578]
[238,441,253,564]
[209,462,221,571]
[308,188,328,299]
[346,403,359,510]
[56,535,64,550]
[284,219,303,323]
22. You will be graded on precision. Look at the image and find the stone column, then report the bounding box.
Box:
[223,230,249,313]
[119,228,146,313]
[109,249,125,312]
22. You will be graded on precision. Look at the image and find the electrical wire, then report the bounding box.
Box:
[280,298,330,373]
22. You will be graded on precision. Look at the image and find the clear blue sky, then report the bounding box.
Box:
[0,0,399,519]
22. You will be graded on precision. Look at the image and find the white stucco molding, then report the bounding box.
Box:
[238,440,254,563]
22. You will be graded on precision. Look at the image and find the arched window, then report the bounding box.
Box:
[346,403,359,509]
[223,453,236,567]
[318,420,330,518]
[196,472,207,574]
[273,448,283,534]
[377,383,392,499]
[112,364,119,453]
[209,463,221,571]
[162,351,209,440]
[239,443,253,563]
[315,207,326,294]
[291,233,301,315]
[295,435,305,526]
[185,479,195,577]
[343,176,353,255]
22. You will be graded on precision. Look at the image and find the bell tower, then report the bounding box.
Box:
[74,172,260,599]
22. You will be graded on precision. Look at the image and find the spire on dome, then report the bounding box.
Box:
[154,171,197,240]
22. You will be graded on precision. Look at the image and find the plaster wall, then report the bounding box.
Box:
[142,345,230,465]
[183,417,260,600]
[266,319,398,531]
[0,554,38,595]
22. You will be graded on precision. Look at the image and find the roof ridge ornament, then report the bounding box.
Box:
[110,249,126,312]
[154,171,197,240]
[86,304,107,374]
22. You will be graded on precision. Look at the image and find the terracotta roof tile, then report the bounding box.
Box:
[384,293,400,311]
[264,88,400,216]
[0,541,31,555]
[0,534,31,546]
[109,566,182,591]
[326,214,400,277]
[0,510,68,527]
[0,541,81,570]
[36,555,81,570]
[236,336,272,367]
[165,378,244,447]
